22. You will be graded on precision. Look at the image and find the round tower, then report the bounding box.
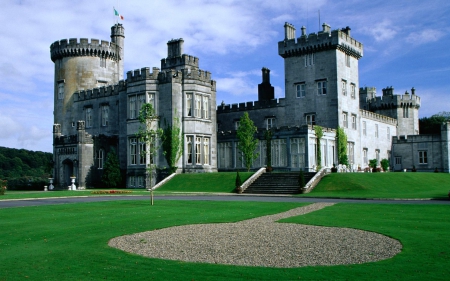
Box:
[50,24,124,136]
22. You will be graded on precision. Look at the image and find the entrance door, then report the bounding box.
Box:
[62,159,74,187]
[394,156,402,171]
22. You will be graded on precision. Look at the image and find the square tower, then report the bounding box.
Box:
[278,23,363,131]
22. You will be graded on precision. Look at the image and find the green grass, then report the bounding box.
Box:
[155,172,253,193]
[279,203,450,280]
[303,172,450,199]
[0,172,252,200]
[1,200,449,280]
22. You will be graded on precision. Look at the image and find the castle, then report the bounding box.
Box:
[50,22,450,188]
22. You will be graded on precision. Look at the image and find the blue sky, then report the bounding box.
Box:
[1,0,449,153]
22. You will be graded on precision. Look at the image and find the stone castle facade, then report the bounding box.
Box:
[51,24,217,189]
[50,22,449,188]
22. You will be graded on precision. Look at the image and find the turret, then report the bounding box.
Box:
[50,24,125,136]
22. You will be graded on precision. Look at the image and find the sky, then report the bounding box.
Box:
[1,0,450,153]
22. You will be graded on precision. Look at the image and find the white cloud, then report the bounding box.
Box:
[406,29,445,45]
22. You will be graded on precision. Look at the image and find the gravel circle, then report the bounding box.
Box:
[108,203,402,268]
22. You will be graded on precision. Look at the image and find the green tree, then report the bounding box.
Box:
[236,112,259,172]
[336,127,348,165]
[137,103,163,205]
[314,126,324,170]
[162,113,183,174]
[419,112,450,135]
[101,149,121,188]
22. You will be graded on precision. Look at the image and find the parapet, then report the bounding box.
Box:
[360,109,397,125]
[217,98,285,113]
[278,23,363,59]
[50,38,120,62]
[126,67,160,82]
[161,54,199,70]
[365,87,421,110]
[75,83,122,102]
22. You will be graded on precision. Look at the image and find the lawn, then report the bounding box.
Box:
[304,172,450,199]
[1,200,449,280]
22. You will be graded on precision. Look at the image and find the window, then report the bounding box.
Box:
[317,81,327,95]
[187,136,193,164]
[196,137,202,164]
[387,127,390,139]
[403,106,409,118]
[346,54,350,67]
[375,149,380,165]
[235,121,240,130]
[306,114,315,126]
[202,96,209,119]
[137,94,146,115]
[98,149,104,169]
[101,105,109,126]
[137,176,145,188]
[305,53,315,66]
[347,142,355,164]
[342,80,347,96]
[100,57,106,68]
[296,83,306,98]
[363,148,368,166]
[195,94,202,118]
[375,124,379,138]
[129,96,136,119]
[266,118,275,130]
[218,142,232,168]
[203,138,210,165]
[58,82,64,100]
[129,176,136,188]
[186,93,193,117]
[351,114,357,130]
[86,107,93,128]
[363,121,367,135]
[351,84,356,99]
[343,112,348,128]
[419,151,428,164]
[139,142,146,165]
[129,138,137,165]
[395,156,402,165]
[290,138,305,168]
[148,92,155,113]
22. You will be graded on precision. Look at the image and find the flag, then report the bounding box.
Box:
[114,8,124,20]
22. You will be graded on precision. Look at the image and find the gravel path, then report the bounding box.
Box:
[108,203,402,268]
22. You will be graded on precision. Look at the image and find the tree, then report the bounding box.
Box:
[162,113,183,174]
[137,103,163,205]
[419,112,450,134]
[101,149,121,188]
[336,127,348,166]
[314,126,324,170]
[236,112,259,172]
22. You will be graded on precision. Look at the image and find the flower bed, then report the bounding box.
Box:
[90,190,133,194]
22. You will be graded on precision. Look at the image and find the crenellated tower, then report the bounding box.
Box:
[278,22,363,130]
[50,23,124,136]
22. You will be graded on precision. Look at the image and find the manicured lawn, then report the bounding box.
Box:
[280,203,450,280]
[156,172,253,193]
[0,189,149,200]
[1,200,449,280]
[304,172,450,199]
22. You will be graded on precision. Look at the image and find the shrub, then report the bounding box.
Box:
[235,171,242,192]
[380,158,389,171]
[0,179,6,195]
[298,170,305,190]
[369,159,378,172]
[6,176,47,190]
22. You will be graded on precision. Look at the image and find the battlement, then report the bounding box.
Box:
[75,82,124,102]
[365,87,421,110]
[161,54,199,70]
[126,67,161,82]
[360,109,397,125]
[217,98,285,113]
[50,38,119,62]
[278,23,363,59]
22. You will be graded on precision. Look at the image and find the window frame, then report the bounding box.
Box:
[296,83,306,98]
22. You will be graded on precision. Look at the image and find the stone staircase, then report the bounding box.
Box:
[243,172,316,194]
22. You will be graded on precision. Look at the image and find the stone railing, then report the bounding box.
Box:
[150,173,177,191]
[239,167,266,193]
[302,167,329,193]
